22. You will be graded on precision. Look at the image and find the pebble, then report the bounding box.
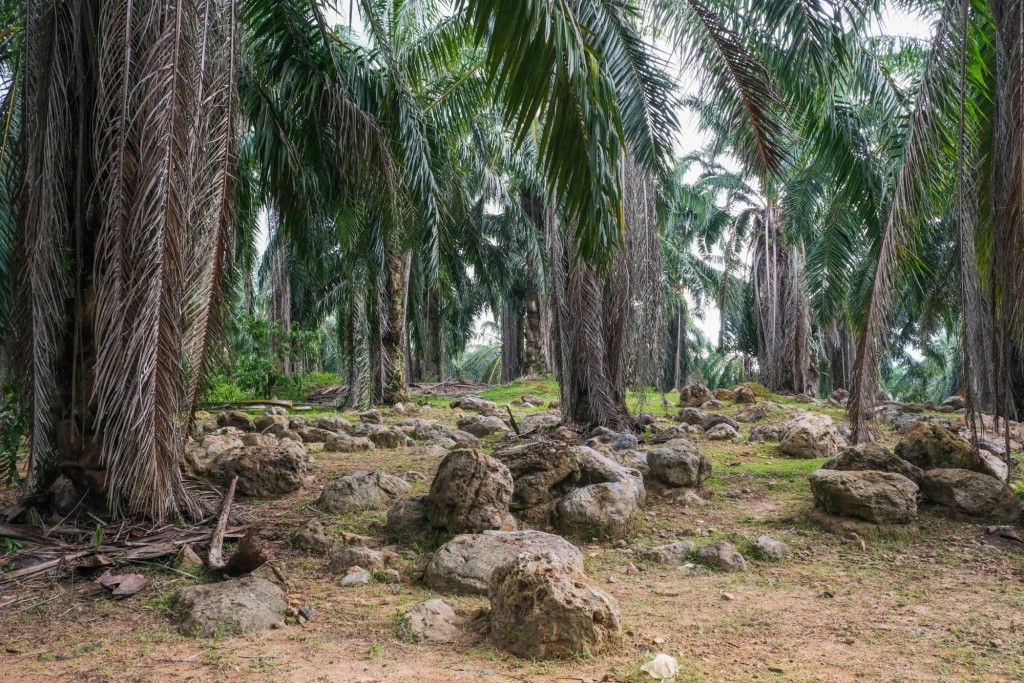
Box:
[272,621,286,630]
[341,570,371,587]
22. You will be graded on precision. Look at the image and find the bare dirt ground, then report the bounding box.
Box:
[1,382,1022,683]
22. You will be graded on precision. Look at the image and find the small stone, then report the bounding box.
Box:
[721,592,735,601]
[696,540,747,572]
[272,621,286,630]
[340,571,371,587]
[284,607,297,617]
[753,535,789,560]
[401,599,462,643]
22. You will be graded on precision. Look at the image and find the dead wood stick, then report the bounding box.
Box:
[506,406,520,435]
[207,476,238,570]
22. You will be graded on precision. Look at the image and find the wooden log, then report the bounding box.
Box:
[207,476,238,570]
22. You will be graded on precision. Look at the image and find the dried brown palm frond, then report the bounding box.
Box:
[11,0,240,520]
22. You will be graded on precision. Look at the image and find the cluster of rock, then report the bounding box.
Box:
[810,422,1019,523]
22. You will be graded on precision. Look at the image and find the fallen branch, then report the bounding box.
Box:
[207,476,238,570]
[506,406,521,435]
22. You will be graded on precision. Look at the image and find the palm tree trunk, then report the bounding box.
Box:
[8,0,238,520]
[381,249,409,404]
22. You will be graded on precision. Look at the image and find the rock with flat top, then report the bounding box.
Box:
[174,576,285,637]
[316,471,411,513]
[809,469,918,524]
[425,530,584,595]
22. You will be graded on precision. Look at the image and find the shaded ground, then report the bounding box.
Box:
[1,380,1023,682]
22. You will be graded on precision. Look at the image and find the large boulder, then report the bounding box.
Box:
[489,553,621,659]
[554,449,645,536]
[369,428,409,449]
[678,407,705,426]
[425,449,515,533]
[449,395,497,412]
[200,434,244,458]
[312,415,353,434]
[216,411,255,431]
[316,471,412,513]
[518,412,561,433]
[895,423,978,471]
[426,530,584,595]
[920,469,1019,520]
[584,430,640,452]
[205,442,306,497]
[384,497,432,538]
[823,444,924,485]
[492,441,586,510]
[734,386,756,404]
[779,413,845,459]
[456,415,507,438]
[809,469,918,524]
[323,435,376,453]
[174,576,285,637]
[678,383,714,408]
[296,426,340,444]
[749,425,780,443]
[648,442,712,488]
[254,414,290,432]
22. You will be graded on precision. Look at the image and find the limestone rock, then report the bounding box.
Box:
[678,383,714,408]
[449,395,497,412]
[254,414,289,432]
[174,577,285,637]
[492,441,586,509]
[369,428,409,449]
[748,425,780,443]
[201,434,244,458]
[809,469,918,524]
[323,435,376,453]
[895,423,978,471]
[297,426,339,444]
[327,546,390,573]
[426,530,584,595]
[292,520,336,554]
[455,415,507,438]
[316,471,412,513]
[645,540,696,564]
[426,448,514,533]
[553,449,645,536]
[706,423,740,441]
[401,599,461,643]
[205,442,306,497]
[384,497,431,538]
[920,469,1019,520]
[489,553,621,659]
[648,443,712,488]
[753,535,789,560]
[823,444,924,485]
[312,415,353,434]
[696,540,747,571]
[216,411,255,432]
[779,413,845,459]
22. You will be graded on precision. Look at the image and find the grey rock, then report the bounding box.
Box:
[895,423,978,471]
[678,407,705,426]
[645,540,696,564]
[748,425,780,443]
[449,396,497,412]
[648,443,712,488]
[456,415,507,438]
[323,435,376,453]
[174,577,285,637]
[779,413,845,459]
[312,415,353,434]
[706,423,740,441]
[489,553,621,659]
[553,449,645,536]
[823,444,924,485]
[369,428,408,449]
[753,535,789,560]
[426,448,515,533]
[401,599,461,643]
[702,413,739,431]
[426,530,584,595]
[340,571,371,587]
[205,442,306,497]
[920,469,1019,520]
[492,441,586,509]
[327,546,390,573]
[384,497,431,538]
[316,471,412,513]
[297,427,340,444]
[292,520,336,554]
[809,469,918,524]
[696,540,747,572]
[216,411,255,432]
